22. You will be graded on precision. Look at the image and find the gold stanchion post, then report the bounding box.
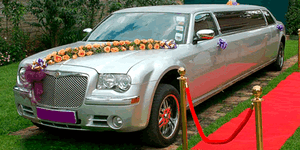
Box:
[298,29,300,70]
[252,85,264,150]
[178,67,188,150]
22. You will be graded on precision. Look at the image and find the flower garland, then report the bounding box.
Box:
[44,39,177,65]
[24,39,176,104]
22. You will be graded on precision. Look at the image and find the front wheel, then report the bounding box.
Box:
[142,84,180,147]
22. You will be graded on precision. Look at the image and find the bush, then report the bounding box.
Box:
[0,0,28,66]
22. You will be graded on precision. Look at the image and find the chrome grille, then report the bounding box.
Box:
[38,74,88,108]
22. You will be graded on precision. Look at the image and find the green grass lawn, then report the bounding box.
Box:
[0,40,299,150]
[177,40,300,150]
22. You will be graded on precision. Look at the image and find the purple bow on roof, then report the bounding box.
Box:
[217,38,228,50]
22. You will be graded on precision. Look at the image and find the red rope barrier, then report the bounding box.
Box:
[186,87,253,144]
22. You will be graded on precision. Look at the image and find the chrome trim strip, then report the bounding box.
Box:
[13,86,30,93]
[85,96,139,105]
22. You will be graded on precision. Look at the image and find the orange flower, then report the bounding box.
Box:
[72,54,78,59]
[129,46,134,50]
[154,43,160,49]
[113,41,120,46]
[226,0,232,5]
[104,46,111,53]
[148,44,153,49]
[148,39,154,43]
[48,60,55,65]
[160,41,165,47]
[106,42,111,46]
[45,54,52,60]
[62,55,70,60]
[65,47,72,52]
[121,46,126,51]
[141,39,147,44]
[155,40,160,43]
[101,43,105,47]
[78,50,86,57]
[134,39,140,45]
[125,40,131,45]
[85,44,92,49]
[119,41,125,46]
[73,47,78,53]
[58,49,65,55]
[54,55,62,63]
[86,51,93,56]
[51,51,57,56]
[111,47,119,53]
[79,45,84,50]
[139,44,146,50]
[93,43,101,48]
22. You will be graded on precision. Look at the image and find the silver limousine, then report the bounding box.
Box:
[13,4,285,147]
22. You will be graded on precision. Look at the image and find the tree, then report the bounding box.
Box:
[286,0,300,35]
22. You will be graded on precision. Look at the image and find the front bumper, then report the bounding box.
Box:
[13,84,152,132]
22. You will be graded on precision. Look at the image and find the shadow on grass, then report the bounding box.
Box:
[20,129,145,150]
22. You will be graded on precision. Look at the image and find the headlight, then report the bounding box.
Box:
[19,67,26,83]
[97,74,131,92]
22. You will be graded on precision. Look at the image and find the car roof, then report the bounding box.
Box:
[114,4,266,14]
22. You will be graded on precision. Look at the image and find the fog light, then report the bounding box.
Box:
[112,116,123,128]
[17,104,23,116]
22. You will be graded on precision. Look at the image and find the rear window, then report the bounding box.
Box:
[214,10,266,34]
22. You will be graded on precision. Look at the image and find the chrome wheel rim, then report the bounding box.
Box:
[279,48,284,67]
[158,94,180,139]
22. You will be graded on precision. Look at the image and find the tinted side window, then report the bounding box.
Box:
[194,13,218,36]
[262,10,276,25]
[214,10,266,34]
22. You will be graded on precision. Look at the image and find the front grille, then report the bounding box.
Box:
[38,74,88,108]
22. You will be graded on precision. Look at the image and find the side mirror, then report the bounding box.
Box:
[83,28,92,33]
[196,29,215,40]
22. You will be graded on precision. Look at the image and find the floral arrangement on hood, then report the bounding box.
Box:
[44,39,177,65]
[23,39,176,104]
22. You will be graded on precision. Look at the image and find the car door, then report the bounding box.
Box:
[186,12,228,100]
[213,10,267,83]
[262,9,280,61]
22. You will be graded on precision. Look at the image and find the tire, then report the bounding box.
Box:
[270,41,284,71]
[141,84,180,148]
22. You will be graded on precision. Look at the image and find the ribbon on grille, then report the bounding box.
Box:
[186,86,253,144]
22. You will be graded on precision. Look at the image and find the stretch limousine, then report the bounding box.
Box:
[13,4,285,147]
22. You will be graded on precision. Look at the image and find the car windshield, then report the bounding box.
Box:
[86,12,190,44]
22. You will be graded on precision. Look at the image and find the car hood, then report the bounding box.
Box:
[21,41,171,73]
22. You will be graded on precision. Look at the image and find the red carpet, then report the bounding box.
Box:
[192,72,300,150]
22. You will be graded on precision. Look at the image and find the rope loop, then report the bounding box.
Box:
[186,87,253,144]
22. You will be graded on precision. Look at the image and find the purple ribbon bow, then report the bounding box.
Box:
[277,24,284,31]
[217,38,228,50]
[24,58,47,104]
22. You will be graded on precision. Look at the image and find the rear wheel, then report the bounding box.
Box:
[270,41,284,71]
[142,84,180,147]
